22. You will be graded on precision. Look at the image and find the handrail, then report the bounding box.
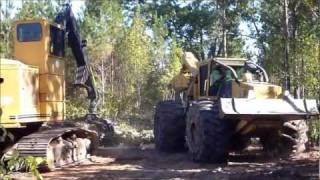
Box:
[214,60,240,84]
[245,61,269,82]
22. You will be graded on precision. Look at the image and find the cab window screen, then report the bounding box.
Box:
[235,66,244,78]
[17,23,42,42]
[199,65,208,96]
[209,65,223,96]
[50,25,65,57]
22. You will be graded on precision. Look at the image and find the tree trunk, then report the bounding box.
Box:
[318,41,320,100]
[111,53,114,93]
[291,2,299,98]
[283,0,290,91]
[101,59,105,106]
[222,2,227,58]
[252,20,266,66]
[217,0,227,57]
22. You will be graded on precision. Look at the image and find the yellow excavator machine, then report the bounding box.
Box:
[1,19,65,127]
[0,4,112,169]
[154,52,319,163]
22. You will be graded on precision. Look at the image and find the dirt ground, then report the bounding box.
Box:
[36,144,319,180]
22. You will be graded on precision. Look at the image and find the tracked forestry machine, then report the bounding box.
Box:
[154,52,319,163]
[0,4,113,169]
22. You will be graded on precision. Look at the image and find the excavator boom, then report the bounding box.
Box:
[55,4,99,115]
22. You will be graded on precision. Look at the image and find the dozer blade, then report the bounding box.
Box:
[220,98,319,121]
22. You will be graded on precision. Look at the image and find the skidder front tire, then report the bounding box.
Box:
[154,100,186,152]
[186,101,231,163]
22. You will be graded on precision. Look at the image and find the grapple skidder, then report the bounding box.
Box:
[154,52,319,163]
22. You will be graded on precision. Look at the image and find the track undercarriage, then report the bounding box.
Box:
[2,115,113,171]
[12,127,98,170]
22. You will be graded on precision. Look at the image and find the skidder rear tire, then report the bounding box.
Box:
[280,120,308,154]
[186,101,231,163]
[154,100,186,152]
[261,120,308,156]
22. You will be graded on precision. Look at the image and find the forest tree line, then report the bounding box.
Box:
[0,0,319,143]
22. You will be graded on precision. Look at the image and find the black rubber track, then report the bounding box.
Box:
[154,100,186,152]
[186,100,231,163]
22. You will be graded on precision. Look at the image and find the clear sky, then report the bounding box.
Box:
[239,21,258,59]
[69,0,85,16]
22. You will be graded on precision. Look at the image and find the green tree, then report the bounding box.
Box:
[142,14,169,108]
[242,0,320,143]
[65,0,125,118]
[15,0,56,20]
[114,7,152,117]
[0,0,15,58]
[144,0,245,60]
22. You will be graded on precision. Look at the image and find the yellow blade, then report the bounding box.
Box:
[220,98,319,121]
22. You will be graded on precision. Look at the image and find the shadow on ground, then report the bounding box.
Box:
[42,145,319,180]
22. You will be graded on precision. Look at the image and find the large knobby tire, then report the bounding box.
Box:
[186,101,231,163]
[261,120,308,156]
[154,100,186,152]
[280,120,308,154]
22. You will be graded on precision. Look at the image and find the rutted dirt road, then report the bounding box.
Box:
[40,144,319,180]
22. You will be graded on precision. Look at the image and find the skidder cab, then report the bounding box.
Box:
[154,52,319,163]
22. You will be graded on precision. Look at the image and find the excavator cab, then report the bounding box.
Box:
[0,19,66,129]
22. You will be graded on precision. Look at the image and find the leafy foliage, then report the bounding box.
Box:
[242,0,320,144]
[114,8,152,115]
[15,0,56,20]
[0,0,14,58]
[144,0,245,60]
[308,118,320,145]
[0,154,44,180]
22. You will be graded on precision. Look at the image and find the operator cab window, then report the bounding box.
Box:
[17,23,42,42]
[235,66,244,78]
[50,25,65,57]
[209,64,224,96]
[208,64,245,97]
